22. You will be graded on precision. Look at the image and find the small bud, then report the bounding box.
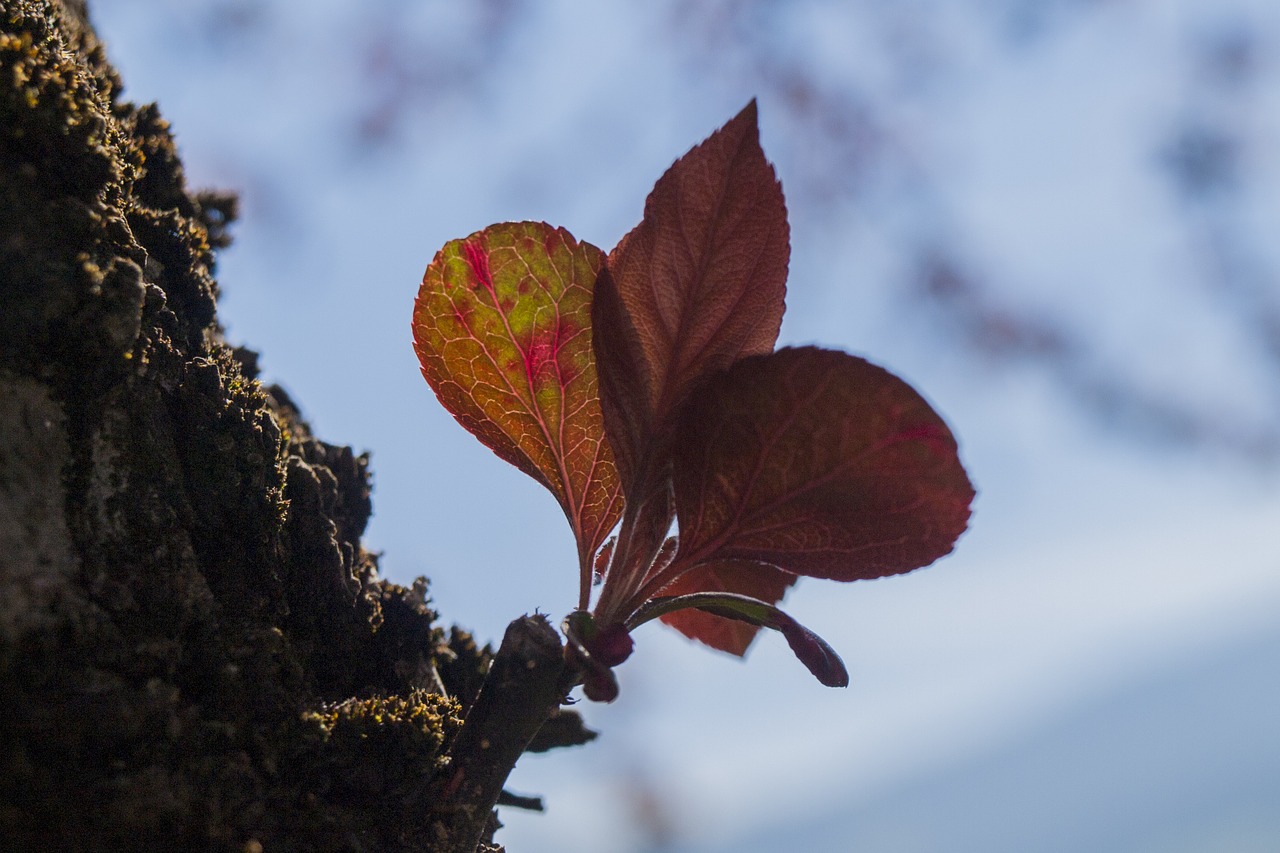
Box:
[582,668,619,703]
[588,623,634,668]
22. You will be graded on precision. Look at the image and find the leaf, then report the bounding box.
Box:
[628,592,848,687]
[670,347,974,581]
[412,222,623,577]
[594,100,790,493]
[655,560,797,656]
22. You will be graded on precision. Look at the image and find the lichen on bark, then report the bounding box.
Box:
[0,2,587,850]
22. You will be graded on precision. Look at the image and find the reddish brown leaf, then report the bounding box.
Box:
[412,222,623,579]
[626,591,849,687]
[656,560,797,656]
[670,347,974,581]
[590,266,650,490]
[776,618,849,688]
[594,100,790,492]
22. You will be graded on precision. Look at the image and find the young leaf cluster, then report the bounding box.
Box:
[412,102,974,702]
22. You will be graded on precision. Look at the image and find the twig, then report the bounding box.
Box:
[432,615,573,853]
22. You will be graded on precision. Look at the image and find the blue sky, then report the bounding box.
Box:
[93,2,1280,850]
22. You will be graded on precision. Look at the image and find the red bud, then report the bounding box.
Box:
[588,623,634,667]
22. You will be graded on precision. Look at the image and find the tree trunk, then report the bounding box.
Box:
[0,2,588,849]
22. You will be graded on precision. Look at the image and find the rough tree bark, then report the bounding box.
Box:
[0,2,589,850]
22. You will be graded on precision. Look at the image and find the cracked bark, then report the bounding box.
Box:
[0,2,592,850]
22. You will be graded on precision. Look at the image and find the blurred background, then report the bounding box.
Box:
[92,1,1280,850]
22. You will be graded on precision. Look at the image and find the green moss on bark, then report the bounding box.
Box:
[0,2,531,849]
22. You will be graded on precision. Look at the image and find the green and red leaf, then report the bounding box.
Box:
[670,347,974,581]
[412,222,623,578]
[411,102,975,701]
[654,560,797,656]
[594,100,790,493]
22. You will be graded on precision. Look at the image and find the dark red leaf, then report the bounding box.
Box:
[655,560,797,656]
[626,591,849,687]
[594,100,789,494]
[412,222,623,583]
[670,347,974,581]
[592,536,615,586]
[777,619,850,688]
[590,266,650,491]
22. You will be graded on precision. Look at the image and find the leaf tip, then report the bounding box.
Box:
[780,623,850,688]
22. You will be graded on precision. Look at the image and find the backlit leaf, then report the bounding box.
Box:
[671,347,974,581]
[655,560,797,656]
[412,222,623,577]
[594,100,789,492]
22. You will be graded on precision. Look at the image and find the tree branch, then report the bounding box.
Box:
[432,615,575,853]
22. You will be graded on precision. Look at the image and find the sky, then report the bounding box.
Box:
[91,2,1280,851]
